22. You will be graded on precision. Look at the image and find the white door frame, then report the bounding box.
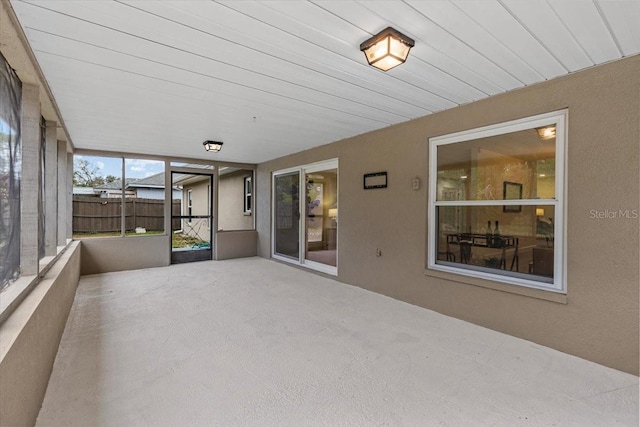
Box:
[272,159,338,275]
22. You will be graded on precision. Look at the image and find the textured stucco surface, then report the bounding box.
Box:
[80,235,170,276]
[0,242,81,427]
[216,230,257,260]
[256,55,640,374]
[38,258,638,426]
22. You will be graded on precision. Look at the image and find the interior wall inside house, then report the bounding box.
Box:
[256,55,640,375]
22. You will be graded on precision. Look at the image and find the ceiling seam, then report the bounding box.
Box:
[19,0,416,120]
[307,0,486,100]
[592,0,624,58]
[545,0,595,66]
[26,26,395,123]
[450,1,547,82]
[353,0,504,95]
[399,0,523,88]
[116,0,441,113]
[496,0,570,74]
[216,0,463,108]
[33,48,393,126]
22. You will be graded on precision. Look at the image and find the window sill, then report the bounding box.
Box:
[0,241,74,325]
[73,233,168,240]
[424,267,568,304]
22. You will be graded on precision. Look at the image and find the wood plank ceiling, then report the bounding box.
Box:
[8,0,640,163]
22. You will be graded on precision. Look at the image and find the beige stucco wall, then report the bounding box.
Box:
[182,179,211,242]
[218,170,253,231]
[216,231,258,260]
[0,242,81,426]
[80,235,170,275]
[257,56,640,375]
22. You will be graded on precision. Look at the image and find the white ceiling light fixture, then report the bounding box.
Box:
[536,126,556,140]
[360,27,415,71]
[203,140,224,152]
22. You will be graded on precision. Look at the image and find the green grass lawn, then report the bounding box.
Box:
[171,233,208,248]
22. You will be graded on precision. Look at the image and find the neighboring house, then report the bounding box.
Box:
[93,179,137,198]
[175,174,211,244]
[218,167,253,231]
[127,173,181,200]
[72,186,99,197]
[176,167,254,237]
[78,172,180,200]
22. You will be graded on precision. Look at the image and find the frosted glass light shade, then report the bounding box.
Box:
[360,27,415,71]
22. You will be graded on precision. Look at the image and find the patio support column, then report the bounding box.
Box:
[20,83,41,275]
[164,160,171,236]
[67,152,73,240]
[44,121,58,256]
[57,140,68,246]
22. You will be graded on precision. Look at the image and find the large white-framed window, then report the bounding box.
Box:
[428,110,567,293]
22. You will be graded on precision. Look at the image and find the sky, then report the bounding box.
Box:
[74,155,164,180]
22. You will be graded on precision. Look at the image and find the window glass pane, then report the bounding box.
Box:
[72,155,123,238]
[218,168,254,231]
[305,168,338,268]
[274,172,300,260]
[437,127,556,201]
[0,53,22,289]
[244,176,253,214]
[124,158,166,236]
[436,205,555,283]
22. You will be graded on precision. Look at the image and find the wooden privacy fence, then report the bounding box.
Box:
[73,197,181,233]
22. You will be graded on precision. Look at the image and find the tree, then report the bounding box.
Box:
[73,159,117,187]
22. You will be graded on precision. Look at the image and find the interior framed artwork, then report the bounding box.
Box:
[503,181,523,212]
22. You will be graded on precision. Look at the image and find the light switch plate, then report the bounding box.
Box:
[412,178,420,190]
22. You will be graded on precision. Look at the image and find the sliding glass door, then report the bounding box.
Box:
[273,171,300,260]
[272,159,338,275]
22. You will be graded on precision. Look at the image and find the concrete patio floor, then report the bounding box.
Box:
[38,257,638,426]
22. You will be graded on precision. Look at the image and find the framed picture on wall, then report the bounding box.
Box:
[503,181,523,212]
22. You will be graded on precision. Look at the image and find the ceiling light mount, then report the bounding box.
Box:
[203,140,223,152]
[360,27,415,71]
[536,126,556,140]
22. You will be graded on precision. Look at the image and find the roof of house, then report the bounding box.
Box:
[93,175,169,190]
[94,178,138,190]
[72,187,98,195]
[128,172,165,188]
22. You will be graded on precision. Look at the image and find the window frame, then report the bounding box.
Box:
[187,189,193,224]
[243,175,252,215]
[427,110,567,293]
[271,158,339,276]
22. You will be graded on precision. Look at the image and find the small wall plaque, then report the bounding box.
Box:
[364,172,387,189]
